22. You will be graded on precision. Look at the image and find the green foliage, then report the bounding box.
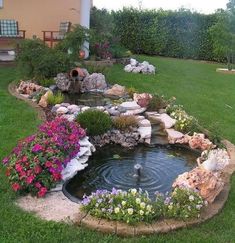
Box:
[81,188,161,225]
[17,39,72,79]
[113,8,217,60]
[38,78,55,87]
[56,25,89,61]
[164,188,205,219]
[126,86,139,98]
[76,109,112,136]
[84,63,108,74]
[47,92,64,105]
[112,115,138,131]
[148,93,168,111]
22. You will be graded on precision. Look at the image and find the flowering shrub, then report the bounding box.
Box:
[82,187,205,224]
[93,42,112,60]
[168,105,200,134]
[82,188,162,225]
[2,117,85,197]
[164,188,205,219]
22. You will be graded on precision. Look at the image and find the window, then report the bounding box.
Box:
[0,0,3,8]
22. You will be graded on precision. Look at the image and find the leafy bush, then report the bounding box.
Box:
[93,41,113,60]
[38,78,55,87]
[56,25,89,61]
[2,118,86,197]
[47,91,64,105]
[112,115,138,131]
[76,109,112,136]
[164,188,205,219]
[17,39,72,79]
[169,107,200,134]
[82,188,160,225]
[148,93,168,111]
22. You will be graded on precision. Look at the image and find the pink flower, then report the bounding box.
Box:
[15,164,23,173]
[38,187,47,197]
[34,165,42,174]
[35,182,42,189]
[26,175,35,184]
[32,144,43,153]
[2,157,9,165]
[12,183,21,191]
[45,161,53,168]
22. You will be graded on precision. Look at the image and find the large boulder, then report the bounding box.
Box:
[173,167,224,203]
[133,93,152,107]
[55,73,71,92]
[104,84,126,97]
[17,81,43,95]
[81,73,107,92]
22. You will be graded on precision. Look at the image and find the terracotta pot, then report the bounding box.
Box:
[79,50,85,59]
[70,67,86,80]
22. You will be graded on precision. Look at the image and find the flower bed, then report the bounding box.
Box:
[3,117,85,197]
[81,187,205,224]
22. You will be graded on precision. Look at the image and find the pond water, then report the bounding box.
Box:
[64,145,199,201]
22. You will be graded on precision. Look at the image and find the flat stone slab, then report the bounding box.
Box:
[216,68,235,74]
[146,112,176,129]
[120,101,141,110]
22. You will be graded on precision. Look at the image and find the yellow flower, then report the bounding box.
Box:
[114,207,120,214]
[136,198,141,204]
[121,201,126,206]
[140,202,146,209]
[130,189,137,195]
[139,210,144,216]
[127,208,134,215]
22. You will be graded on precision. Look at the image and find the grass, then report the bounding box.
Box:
[0,56,235,242]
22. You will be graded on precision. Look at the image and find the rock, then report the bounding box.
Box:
[120,101,141,110]
[124,59,156,74]
[166,129,184,144]
[130,58,138,66]
[137,119,151,143]
[173,167,224,203]
[198,149,230,171]
[107,109,121,116]
[123,107,147,116]
[188,133,214,151]
[81,73,107,92]
[60,103,71,107]
[56,107,69,115]
[38,90,53,108]
[133,93,152,107]
[67,104,80,114]
[81,106,91,112]
[61,114,76,122]
[49,84,57,91]
[62,158,89,181]
[17,80,43,95]
[95,106,105,112]
[104,84,126,97]
[145,112,176,129]
[55,73,71,92]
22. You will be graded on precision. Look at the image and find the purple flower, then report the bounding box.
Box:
[32,144,43,153]
[2,157,9,165]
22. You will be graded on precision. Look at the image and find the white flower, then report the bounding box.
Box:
[139,210,144,216]
[140,202,146,209]
[121,201,126,206]
[136,198,141,204]
[130,189,137,195]
[114,207,120,214]
[168,205,173,210]
[146,205,152,212]
[127,208,133,215]
[189,195,194,201]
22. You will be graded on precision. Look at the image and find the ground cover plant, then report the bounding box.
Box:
[1,57,235,242]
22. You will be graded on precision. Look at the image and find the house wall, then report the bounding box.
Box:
[0,0,82,39]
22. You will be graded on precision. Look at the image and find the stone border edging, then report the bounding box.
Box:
[8,81,46,122]
[76,140,235,237]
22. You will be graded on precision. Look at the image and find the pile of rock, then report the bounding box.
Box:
[124,58,156,74]
[17,80,44,96]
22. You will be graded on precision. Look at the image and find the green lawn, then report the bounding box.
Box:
[0,57,235,242]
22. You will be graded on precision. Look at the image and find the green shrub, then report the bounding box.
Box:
[17,39,72,79]
[113,115,138,131]
[38,78,55,87]
[148,93,168,111]
[76,109,112,136]
[56,25,89,61]
[47,92,64,105]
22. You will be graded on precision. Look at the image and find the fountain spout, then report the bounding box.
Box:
[134,164,142,177]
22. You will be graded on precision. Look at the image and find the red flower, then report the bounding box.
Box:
[15,164,23,173]
[52,173,62,181]
[26,175,35,184]
[38,187,47,197]
[34,165,42,174]
[35,182,42,189]
[45,161,53,168]
[12,183,21,191]
[22,155,28,163]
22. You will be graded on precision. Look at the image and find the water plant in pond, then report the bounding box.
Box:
[2,118,85,197]
[47,91,65,105]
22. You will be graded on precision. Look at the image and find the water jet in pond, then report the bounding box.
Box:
[64,145,199,201]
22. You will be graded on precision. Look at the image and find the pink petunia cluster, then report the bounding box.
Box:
[2,117,85,197]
